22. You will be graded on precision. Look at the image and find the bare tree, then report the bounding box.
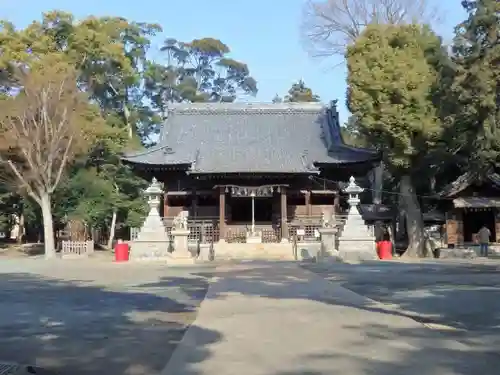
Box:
[0,60,99,258]
[302,0,443,57]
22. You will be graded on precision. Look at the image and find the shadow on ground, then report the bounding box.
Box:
[143,260,500,375]
[6,260,500,375]
[0,272,220,375]
[302,260,500,332]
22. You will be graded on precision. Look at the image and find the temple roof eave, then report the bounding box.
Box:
[121,145,194,167]
[438,171,500,198]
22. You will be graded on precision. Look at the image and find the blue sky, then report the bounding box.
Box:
[1,0,466,124]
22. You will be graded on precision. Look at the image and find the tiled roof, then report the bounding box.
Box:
[122,102,380,173]
[438,171,500,197]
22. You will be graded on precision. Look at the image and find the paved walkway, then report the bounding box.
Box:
[161,261,496,375]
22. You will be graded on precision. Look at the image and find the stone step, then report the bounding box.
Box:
[214,242,295,260]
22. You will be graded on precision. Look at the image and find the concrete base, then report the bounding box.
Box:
[198,244,213,261]
[338,238,377,262]
[129,240,171,260]
[214,242,294,260]
[295,243,341,263]
[246,234,262,244]
[129,240,197,264]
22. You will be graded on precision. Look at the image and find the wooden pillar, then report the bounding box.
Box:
[305,191,312,217]
[163,193,169,218]
[219,187,226,240]
[191,189,198,218]
[281,187,288,240]
[334,194,340,214]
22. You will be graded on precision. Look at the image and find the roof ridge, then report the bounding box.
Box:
[167,102,326,115]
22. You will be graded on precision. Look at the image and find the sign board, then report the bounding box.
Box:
[296,229,305,236]
[314,229,320,238]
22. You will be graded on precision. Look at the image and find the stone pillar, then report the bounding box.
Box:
[170,225,194,264]
[318,227,340,261]
[280,187,288,242]
[219,187,226,242]
[338,176,377,261]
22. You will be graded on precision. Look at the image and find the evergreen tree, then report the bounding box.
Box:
[284,80,320,102]
[347,24,446,256]
[451,0,500,171]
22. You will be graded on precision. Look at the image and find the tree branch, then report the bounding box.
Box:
[302,0,444,58]
[49,136,73,194]
[6,160,41,204]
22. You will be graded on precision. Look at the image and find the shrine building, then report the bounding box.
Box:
[122,101,381,245]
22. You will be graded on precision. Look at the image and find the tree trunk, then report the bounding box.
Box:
[40,192,56,259]
[16,213,24,244]
[400,175,425,257]
[107,210,117,249]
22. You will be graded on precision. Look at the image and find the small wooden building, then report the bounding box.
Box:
[122,101,381,243]
[438,172,500,246]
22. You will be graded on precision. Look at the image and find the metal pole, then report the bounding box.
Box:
[251,193,255,235]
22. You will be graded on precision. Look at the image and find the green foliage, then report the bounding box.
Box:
[284,80,320,103]
[56,167,147,230]
[341,116,367,147]
[0,11,163,144]
[0,11,160,241]
[0,11,260,244]
[145,37,258,109]
[346,24,444,173]
[450,0,500,171]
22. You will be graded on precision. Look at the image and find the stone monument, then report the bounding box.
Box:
[170,211,195,264]
[130,178,171,260]
[338,176,377,261]
[318,211,340,261]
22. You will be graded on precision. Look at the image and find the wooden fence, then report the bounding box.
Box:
[61,240,94,256]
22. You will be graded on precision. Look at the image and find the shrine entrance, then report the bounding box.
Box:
[227,185,277,227]
[221,184,286,243]
[230,197,274,223]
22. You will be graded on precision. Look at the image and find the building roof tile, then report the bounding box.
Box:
[122,102,380,173]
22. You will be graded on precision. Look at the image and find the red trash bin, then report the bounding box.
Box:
[377,240,393,260]
[115,241,129,262]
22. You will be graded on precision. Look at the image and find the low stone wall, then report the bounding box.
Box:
[296,243,322,261]
[439,245,500,259]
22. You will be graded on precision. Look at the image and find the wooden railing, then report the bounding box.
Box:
[187,218,220,243]
[225,224,282,243]
[226,226,247,243]
[129,213,349,244]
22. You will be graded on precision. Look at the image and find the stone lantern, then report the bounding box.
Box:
[344,176,364,213]
[337,176,377,261]
[130,177,171,260]
[144,177,163,217]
